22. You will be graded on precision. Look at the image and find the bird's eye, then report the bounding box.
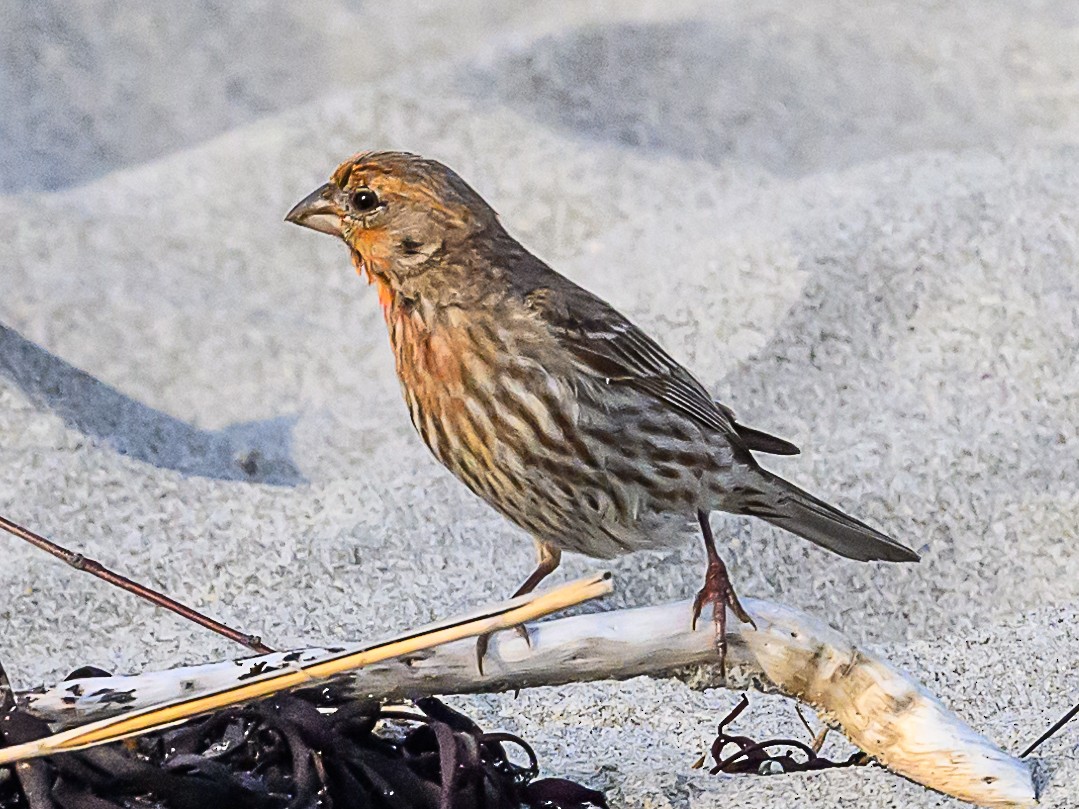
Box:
[351,188,380,213]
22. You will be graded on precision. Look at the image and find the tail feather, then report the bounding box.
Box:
[741,471,920,563]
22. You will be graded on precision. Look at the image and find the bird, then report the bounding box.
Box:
[286,150,919,668]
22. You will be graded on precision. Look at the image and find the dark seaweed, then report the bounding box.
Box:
[703,694,868,775]
[1,673,606,809]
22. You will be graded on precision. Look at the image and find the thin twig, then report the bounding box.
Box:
[0,514,272,654]
[1,658,55,809]
[1021,698,1079,758]
[794,704,828,753]
[0,658,10,713]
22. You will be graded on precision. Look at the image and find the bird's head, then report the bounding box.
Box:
[286,151,500,291]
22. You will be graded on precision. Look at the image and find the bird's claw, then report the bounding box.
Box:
[691,561,755,671]
[474,624,531,676]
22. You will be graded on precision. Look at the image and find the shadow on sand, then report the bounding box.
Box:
[0,323,304,486]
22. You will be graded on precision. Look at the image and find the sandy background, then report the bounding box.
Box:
[1,1,1077,805]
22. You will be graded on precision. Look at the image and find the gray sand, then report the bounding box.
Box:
[1,1,1077,805]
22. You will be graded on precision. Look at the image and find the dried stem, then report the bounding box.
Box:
[0,514,272,654]
[1020,699,1079,758]
[1,658,53,809]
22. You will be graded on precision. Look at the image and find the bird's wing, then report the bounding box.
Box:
[525,283,742,440]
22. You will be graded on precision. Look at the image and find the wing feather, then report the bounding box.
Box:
[526,283,740,439]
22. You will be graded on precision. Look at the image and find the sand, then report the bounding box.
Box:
[1,0,1076,805]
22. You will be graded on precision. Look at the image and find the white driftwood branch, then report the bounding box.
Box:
[1,574,612,763]
[20,596,1033,808]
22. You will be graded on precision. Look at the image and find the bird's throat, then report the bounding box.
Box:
[351,250,396,312]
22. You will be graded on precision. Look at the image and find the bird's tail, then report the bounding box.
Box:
[739,470,920,562]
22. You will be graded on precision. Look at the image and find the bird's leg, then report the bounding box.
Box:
[691,510,755,669]
[476,541,562,674]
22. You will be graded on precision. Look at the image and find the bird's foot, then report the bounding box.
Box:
[691,557,756,670]
[475,623,531,676]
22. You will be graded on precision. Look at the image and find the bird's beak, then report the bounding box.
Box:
[285,183,343,237]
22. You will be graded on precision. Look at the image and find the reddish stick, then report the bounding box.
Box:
[0,514,272,654]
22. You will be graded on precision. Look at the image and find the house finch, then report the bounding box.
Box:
[286,151,918,668]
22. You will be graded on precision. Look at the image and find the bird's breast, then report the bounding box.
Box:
[384,303,585,508]
[378,302,710,558]
[386,304,497,471]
